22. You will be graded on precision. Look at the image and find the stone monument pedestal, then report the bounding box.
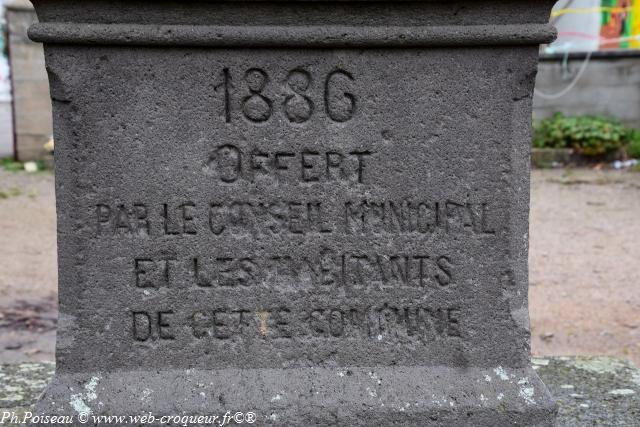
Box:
[30,0,557,424]
[11,357,640,426]
[41,366,555,424]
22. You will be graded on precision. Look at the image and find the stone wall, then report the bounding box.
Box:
[6,0,52,161]
[534,53,640,127]
[0,102,13,158]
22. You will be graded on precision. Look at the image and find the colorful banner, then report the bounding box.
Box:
[599,0,640,49]
[548,0,640,52]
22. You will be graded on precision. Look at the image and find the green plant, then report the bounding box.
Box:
[0,157,24,172]
[628,131,640,159]
[533,113,627,157]
[0,187,22,199]
[0,157,50,172]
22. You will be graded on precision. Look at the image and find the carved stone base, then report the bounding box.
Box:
[36,365,556,426]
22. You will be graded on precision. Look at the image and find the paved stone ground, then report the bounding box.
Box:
[1,168,640,366]
[0,357,638,425]
[531,357,640,426]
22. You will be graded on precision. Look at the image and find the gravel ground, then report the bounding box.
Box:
[0,169,57,363]
[0,168,639,364]
[529,168,640,365]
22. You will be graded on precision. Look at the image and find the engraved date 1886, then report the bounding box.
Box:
[215,67,356,124]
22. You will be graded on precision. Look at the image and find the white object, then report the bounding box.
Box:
[23,161,38,173]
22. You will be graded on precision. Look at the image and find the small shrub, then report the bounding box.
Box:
[533,113,627,157]
[0,158,49,172]
[628,131,640,159]
[0,157,24,172]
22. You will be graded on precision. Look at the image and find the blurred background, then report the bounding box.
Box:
[0,0,638,365]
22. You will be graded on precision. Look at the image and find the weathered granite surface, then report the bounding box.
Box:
[1,357,638,426]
